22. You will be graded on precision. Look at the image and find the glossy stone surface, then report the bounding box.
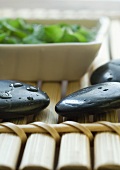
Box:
[90,59,120,85]
[55,82,120,118]
[0,80,50,119]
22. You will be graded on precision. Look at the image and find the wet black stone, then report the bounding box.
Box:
[0,80,50,119]
[55,82,120,118]
[90,59,120,85]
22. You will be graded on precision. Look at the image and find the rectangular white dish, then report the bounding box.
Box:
[0,17,110,81]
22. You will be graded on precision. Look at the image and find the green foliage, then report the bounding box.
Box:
[0,18,97,44]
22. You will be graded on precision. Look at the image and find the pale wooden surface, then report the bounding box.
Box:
[0,1,120,19]
[0,0,120,11]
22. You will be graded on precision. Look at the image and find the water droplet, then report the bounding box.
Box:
[9,84,13,87]
[27,86,38,92]
[5,100,8,103]
[103,89,108,91]
[0,92,12,99]
[27,97,34,100]
[13,83,23,87]
[88,102,93,105]
[107,77,113,81]
[98,87,102,89]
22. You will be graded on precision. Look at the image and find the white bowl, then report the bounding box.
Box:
[0,17,110,81]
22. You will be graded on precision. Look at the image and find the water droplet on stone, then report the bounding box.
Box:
[0,92,12,99]
[9,84,13,87]
[98,87,102,89]
[27,86,38,92]
[0,80,50,119]
[13,83,23,87]
[107,77,113,81]
[88,102,93,105]
[103,89,108,91]
[27,97,34,101]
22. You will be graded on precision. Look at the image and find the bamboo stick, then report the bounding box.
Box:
[110,20,120,59]
[93,24,120,169]
[1,122,120,133]
[34,82,61,124]
[0,122,27,170]
[0,119,27,170]
[89,35,110,75]
[91,34,119,123]
[0,121,120,134]
[20,133,56,170]
[94,110,118,122]
[77,35,110,123]
[9,117,27,124]
[66,79,90,122]
[57,81,91,170]
[94,132,120,170]
[109,19,120,122]
[0,133,21,170]
[0,81,37,170]
[57,121,92,170]
[19,82,61,170]
[57,133,91,170]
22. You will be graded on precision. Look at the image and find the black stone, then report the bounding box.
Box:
[90,59,120,85]
[55,82,120,118]
[0,80,50,119]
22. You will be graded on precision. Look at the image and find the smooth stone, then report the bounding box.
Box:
[90,59,120,85]
[0,80,50,119]
[55,82,120,118]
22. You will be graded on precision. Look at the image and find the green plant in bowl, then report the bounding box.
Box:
[0,18,97,44]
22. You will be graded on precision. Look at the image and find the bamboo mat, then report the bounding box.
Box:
[0,8,120,19]
[0,10,120,170]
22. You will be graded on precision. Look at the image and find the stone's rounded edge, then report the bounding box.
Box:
[90,59,120,85]
[55,82,120,118]
[0,80,50,119]
[90,64,108,85]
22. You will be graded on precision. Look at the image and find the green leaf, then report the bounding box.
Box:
[0,33,6,43]
[0,18,97,44]
[17,18,33,32]
[3,36,21,44]
[44,25,64,43]
[59,27,78,42]
[22,35,44,44]
[2,20,27,38]
[70,24,80,32]
[7,18,21,29]
[32,24,45,40]
[74,32,88,42]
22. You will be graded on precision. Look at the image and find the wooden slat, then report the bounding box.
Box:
[110,20,120,59]
[89,35,119,122]
[93,25,120,169]
[0,82,37,170]
[57,80,91,170]
[0,133,21,170]
[94,110,118,123]
[34,82,61,124]
[94,132,120,170]
[89,35,110,77]
[57,133,91,170]
[19,133,56,170]
[19,82,61,170]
